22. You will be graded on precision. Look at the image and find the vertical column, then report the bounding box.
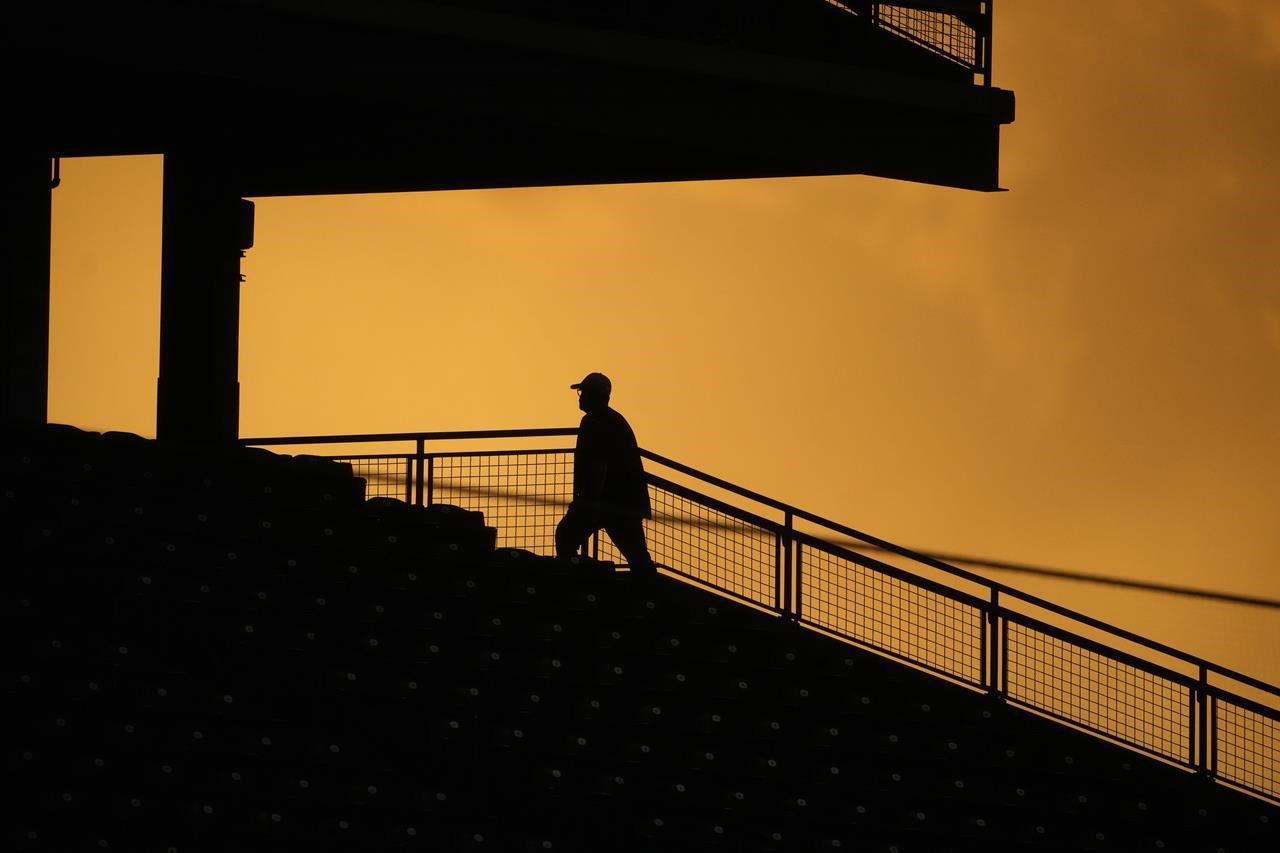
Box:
[1,152,53,428]
[1196,664,1211,777]
[782,511,795,619]
[414,438,426,506]
[983,0,994,86]
[156,151,253,445]
[987,588,1001,696]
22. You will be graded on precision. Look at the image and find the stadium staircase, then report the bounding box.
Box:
[6,424,1277,852]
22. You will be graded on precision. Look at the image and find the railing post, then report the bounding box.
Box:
[425,455,434,506]
[1196,664,1211,778]
[782,511,795,620]
[774,531,782,612]
[794,540,804,622]
[1209,693,1218,779]
[987,588,1001,696]
[414,438,425,507]
[984,0,994,86]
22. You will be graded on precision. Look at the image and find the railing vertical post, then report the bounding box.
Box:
[426,455,434,506]
[414,438,425,507]
[782,511,795,620]
[1000,610,1009,698]
[794,544,804,623]
[984,0,994,86]
[404,457,412,504]
[1209,694,1218,779]
[1196,664,1210,777]
[987,588,1001,697]
[774,531,783,612]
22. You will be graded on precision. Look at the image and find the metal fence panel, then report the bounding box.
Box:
[874,2,981,71]
[430,450,573,555]
[799,541,985,685]
[1216,695,1280,799]
[337,455,409,501]
[1005,618,1193,765]
[597,483,777,610]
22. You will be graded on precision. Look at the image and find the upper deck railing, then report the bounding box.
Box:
[847,1,993,84]
[243,427,1278,805]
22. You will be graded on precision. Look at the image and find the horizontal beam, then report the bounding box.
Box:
[21,1,1012,192]
[209,0,1012,121]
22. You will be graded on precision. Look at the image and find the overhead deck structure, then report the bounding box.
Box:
[5,0,1015,442]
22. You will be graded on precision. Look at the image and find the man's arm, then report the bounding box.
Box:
[574,414,607,513]
[578,457,607,512]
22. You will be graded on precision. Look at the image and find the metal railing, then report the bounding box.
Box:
[242,428,1279,805]
[836,0,994,84]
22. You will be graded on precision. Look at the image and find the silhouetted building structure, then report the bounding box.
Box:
[7,1,1013,442]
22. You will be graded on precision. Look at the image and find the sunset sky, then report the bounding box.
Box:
[47,3,1279,684]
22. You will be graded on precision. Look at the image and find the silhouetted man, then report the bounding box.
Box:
[556,372,657,582]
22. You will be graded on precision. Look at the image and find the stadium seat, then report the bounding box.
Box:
[7,425,1277,853]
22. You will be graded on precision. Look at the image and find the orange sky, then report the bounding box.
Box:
[47,3,1279,684]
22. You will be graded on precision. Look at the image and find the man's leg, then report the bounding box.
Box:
[555,504,597,559]
[604,516,657,581]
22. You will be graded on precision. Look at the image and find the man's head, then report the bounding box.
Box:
[570,372,611,413]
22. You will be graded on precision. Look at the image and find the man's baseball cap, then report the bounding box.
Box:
[570,372,611,396]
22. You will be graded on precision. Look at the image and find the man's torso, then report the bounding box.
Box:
[575,407,651,518]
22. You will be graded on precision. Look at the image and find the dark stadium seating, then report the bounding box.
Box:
[6,424,1276,852]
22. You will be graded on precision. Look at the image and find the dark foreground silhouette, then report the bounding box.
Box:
[6,424,1274,852]
[556,372,656,583]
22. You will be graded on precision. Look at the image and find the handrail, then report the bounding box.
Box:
[794,527,991,612]
[241,427,578,446]
[645,473,787,536]
[641,448,1279,697]
[845,1,993,84]
[643,448,999,586]
[241,428,1280,803]
[244,430,1279,696]
[1001,609,1200,690]
[1211,684,1280,720]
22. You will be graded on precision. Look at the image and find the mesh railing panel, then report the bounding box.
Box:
[800,543,984,684]
[1216,697,1280,799]
[430,451,573,555]
[874,2,979,70]
[1005,620,1192,764]
[337,456,409,502]
[600,484,776,609]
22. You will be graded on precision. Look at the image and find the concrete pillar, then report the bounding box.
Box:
[1,152,53,429]
[156,152,252,445]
